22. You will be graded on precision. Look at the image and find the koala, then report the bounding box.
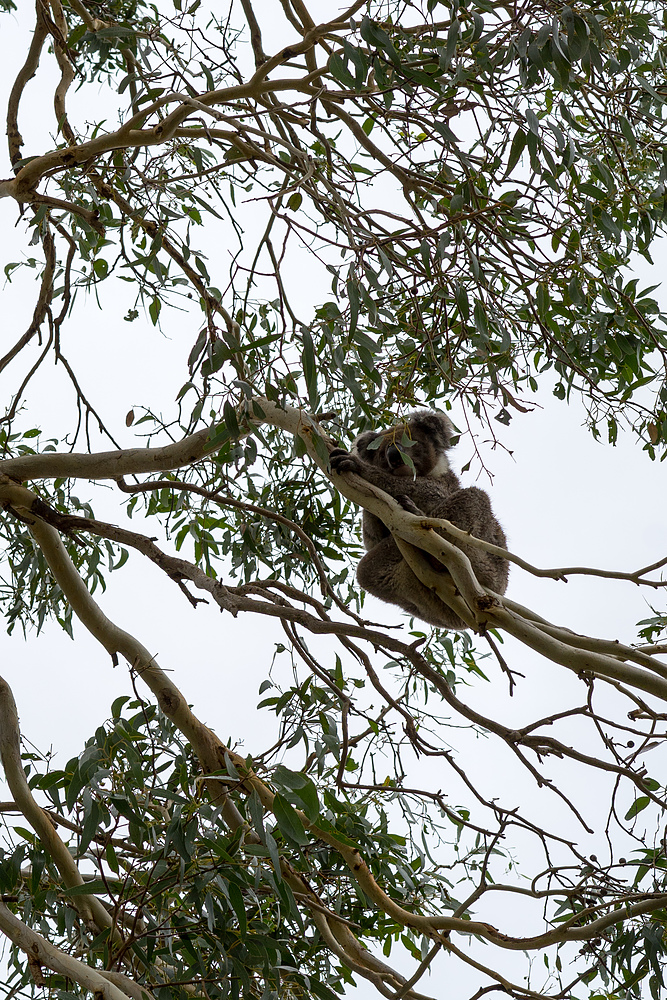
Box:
[329,411,508,630]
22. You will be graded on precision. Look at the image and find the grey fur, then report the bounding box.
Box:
[330,411,508,629]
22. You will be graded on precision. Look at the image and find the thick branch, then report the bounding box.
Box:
[0,675,114,935]
[0,427,213,480]
[6,1,48,168]
[0,903,139,1000]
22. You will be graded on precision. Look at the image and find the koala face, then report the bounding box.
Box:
[352,411,454,479]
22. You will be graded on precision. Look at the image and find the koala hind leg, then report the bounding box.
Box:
[433,488,509,595]
[357,536,466,630]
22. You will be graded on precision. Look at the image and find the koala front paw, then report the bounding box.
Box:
[396,494,424,516]
[329,448,361,474]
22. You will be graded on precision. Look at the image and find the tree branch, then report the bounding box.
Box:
[0,903,142,1000]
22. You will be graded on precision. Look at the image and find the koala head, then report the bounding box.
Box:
[351,410,454,478]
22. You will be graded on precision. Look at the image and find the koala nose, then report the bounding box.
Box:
[386,444,402,469]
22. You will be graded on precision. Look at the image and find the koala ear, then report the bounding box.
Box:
[408,411,455,450]
[352,430,380,458]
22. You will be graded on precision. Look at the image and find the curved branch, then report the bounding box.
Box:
[0,676,114,934]
[0,229,55,376]
[49,0,76,143]
[0,426,213,480]
[67,0,110,31]
[29,192,105,232]
[115,477,363,620]
[6,1,48,168]
[411,511,667,589]
[0,903,140,1000]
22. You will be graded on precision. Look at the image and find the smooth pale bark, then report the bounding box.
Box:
[0,903,138,1000]
[0,676,113,934]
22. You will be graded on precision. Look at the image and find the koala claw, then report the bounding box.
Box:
[396,494,424,516]
[329,448,360,474]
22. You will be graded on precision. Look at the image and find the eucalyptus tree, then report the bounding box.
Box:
[1,1,667,998]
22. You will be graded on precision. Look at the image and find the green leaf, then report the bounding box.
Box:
[329,52,356,89]
[301,329,318,410]
[207,423,231,450]
[148,296,161,325]
[273,793,309,845]
[65,878,122,896]
[343,39,369,87]
[505,128,527,176]
[273,766,320,822]
[105,841,119,874]
[228,880,247,938]
[360,17,400,66]
[223,400,239,437]
[618,114,637,150]
[443,18,460,65]
[347,278,360,338]
[625,796,650,821]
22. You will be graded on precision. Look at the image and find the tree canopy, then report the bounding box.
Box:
[1,1,667,998]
